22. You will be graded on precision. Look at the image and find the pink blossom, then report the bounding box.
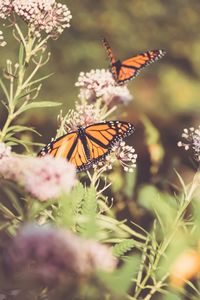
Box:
[0,155,76,201]
[23,156,76,201]
[0,142,11,159]
[0,0,13,19]
[62,102,103,133]
[13,0,72,38]
[0,0,72,38]
[75,69,133,106]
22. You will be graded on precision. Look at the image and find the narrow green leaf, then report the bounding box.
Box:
[5,137,30,151]
[18,42,25,67]
[3,186,23,217]
[0,79,9,100]
[26,73,54,87]
[0,203,16,220]
[7,125,40,136]
[16,101,61,115]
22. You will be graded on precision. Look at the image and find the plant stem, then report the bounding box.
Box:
[131,174,198,299]
[0,27,36,142]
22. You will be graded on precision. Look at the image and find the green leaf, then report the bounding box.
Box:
[18,42,25,68]
[0,202,16,220]
[112,239,135,257]
[6,125,40,136]
[0,78,9,101]
[124,171,137,198]
[4,137,30,151]
[16,101,61,115]
[98,256,139,296]
[26,73,54,87]
[138,185,177,231]
[3,185,23,217]
[56,183,85,229]
[79,186,99,239]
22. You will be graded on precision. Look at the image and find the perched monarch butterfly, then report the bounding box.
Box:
[38,121,135,172]
[102,38,166,84]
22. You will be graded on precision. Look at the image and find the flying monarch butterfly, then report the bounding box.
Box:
[38,121,135,172]
[102,38,166,85]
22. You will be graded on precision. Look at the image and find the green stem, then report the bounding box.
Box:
[0,28,36,142]
[132,175,198,299]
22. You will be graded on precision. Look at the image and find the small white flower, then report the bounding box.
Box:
[178,126,200,162]
[177,126,200,162]
[0,30,7,47]
[75,69,133,106]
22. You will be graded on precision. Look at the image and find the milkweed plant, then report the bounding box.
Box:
[0,1,200,300]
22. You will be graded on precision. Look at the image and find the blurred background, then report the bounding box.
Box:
[1,0,200,221]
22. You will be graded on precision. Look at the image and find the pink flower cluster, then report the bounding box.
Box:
[0,150,76,201]
[4,224,117,284]
[0,142,11,159]
[0,0,13,19]
[0,0,72,38]
[63,102,103,133]
[75,69,133,107]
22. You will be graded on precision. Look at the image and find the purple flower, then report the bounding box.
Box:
[75,69,133,107]
[4,225,117,285]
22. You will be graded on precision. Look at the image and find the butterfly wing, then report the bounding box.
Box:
[84,121,135,165]
[102,38,119,82]
[38,121,135,172]
[116,49,165,84]
[38,132,91,171]
[102,38,117,65]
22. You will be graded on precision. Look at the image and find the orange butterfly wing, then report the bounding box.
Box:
[102,38,116,65]
[38,121,135,172]
[38,132,89,170]
[102,38,165,84]
[85,121,135,163]
[117,50,165,84]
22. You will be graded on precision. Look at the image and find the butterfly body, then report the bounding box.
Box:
[38,121,135,172]
[102,38,165,84]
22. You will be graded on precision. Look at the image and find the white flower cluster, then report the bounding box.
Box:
[63,102,103,133]
[178,126,200,162]
[0,0,72,38]
[97,141,137,172]
[75,69,133,107]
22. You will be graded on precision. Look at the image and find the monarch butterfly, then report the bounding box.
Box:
[38,121,135,172]
[102,38,165,85]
